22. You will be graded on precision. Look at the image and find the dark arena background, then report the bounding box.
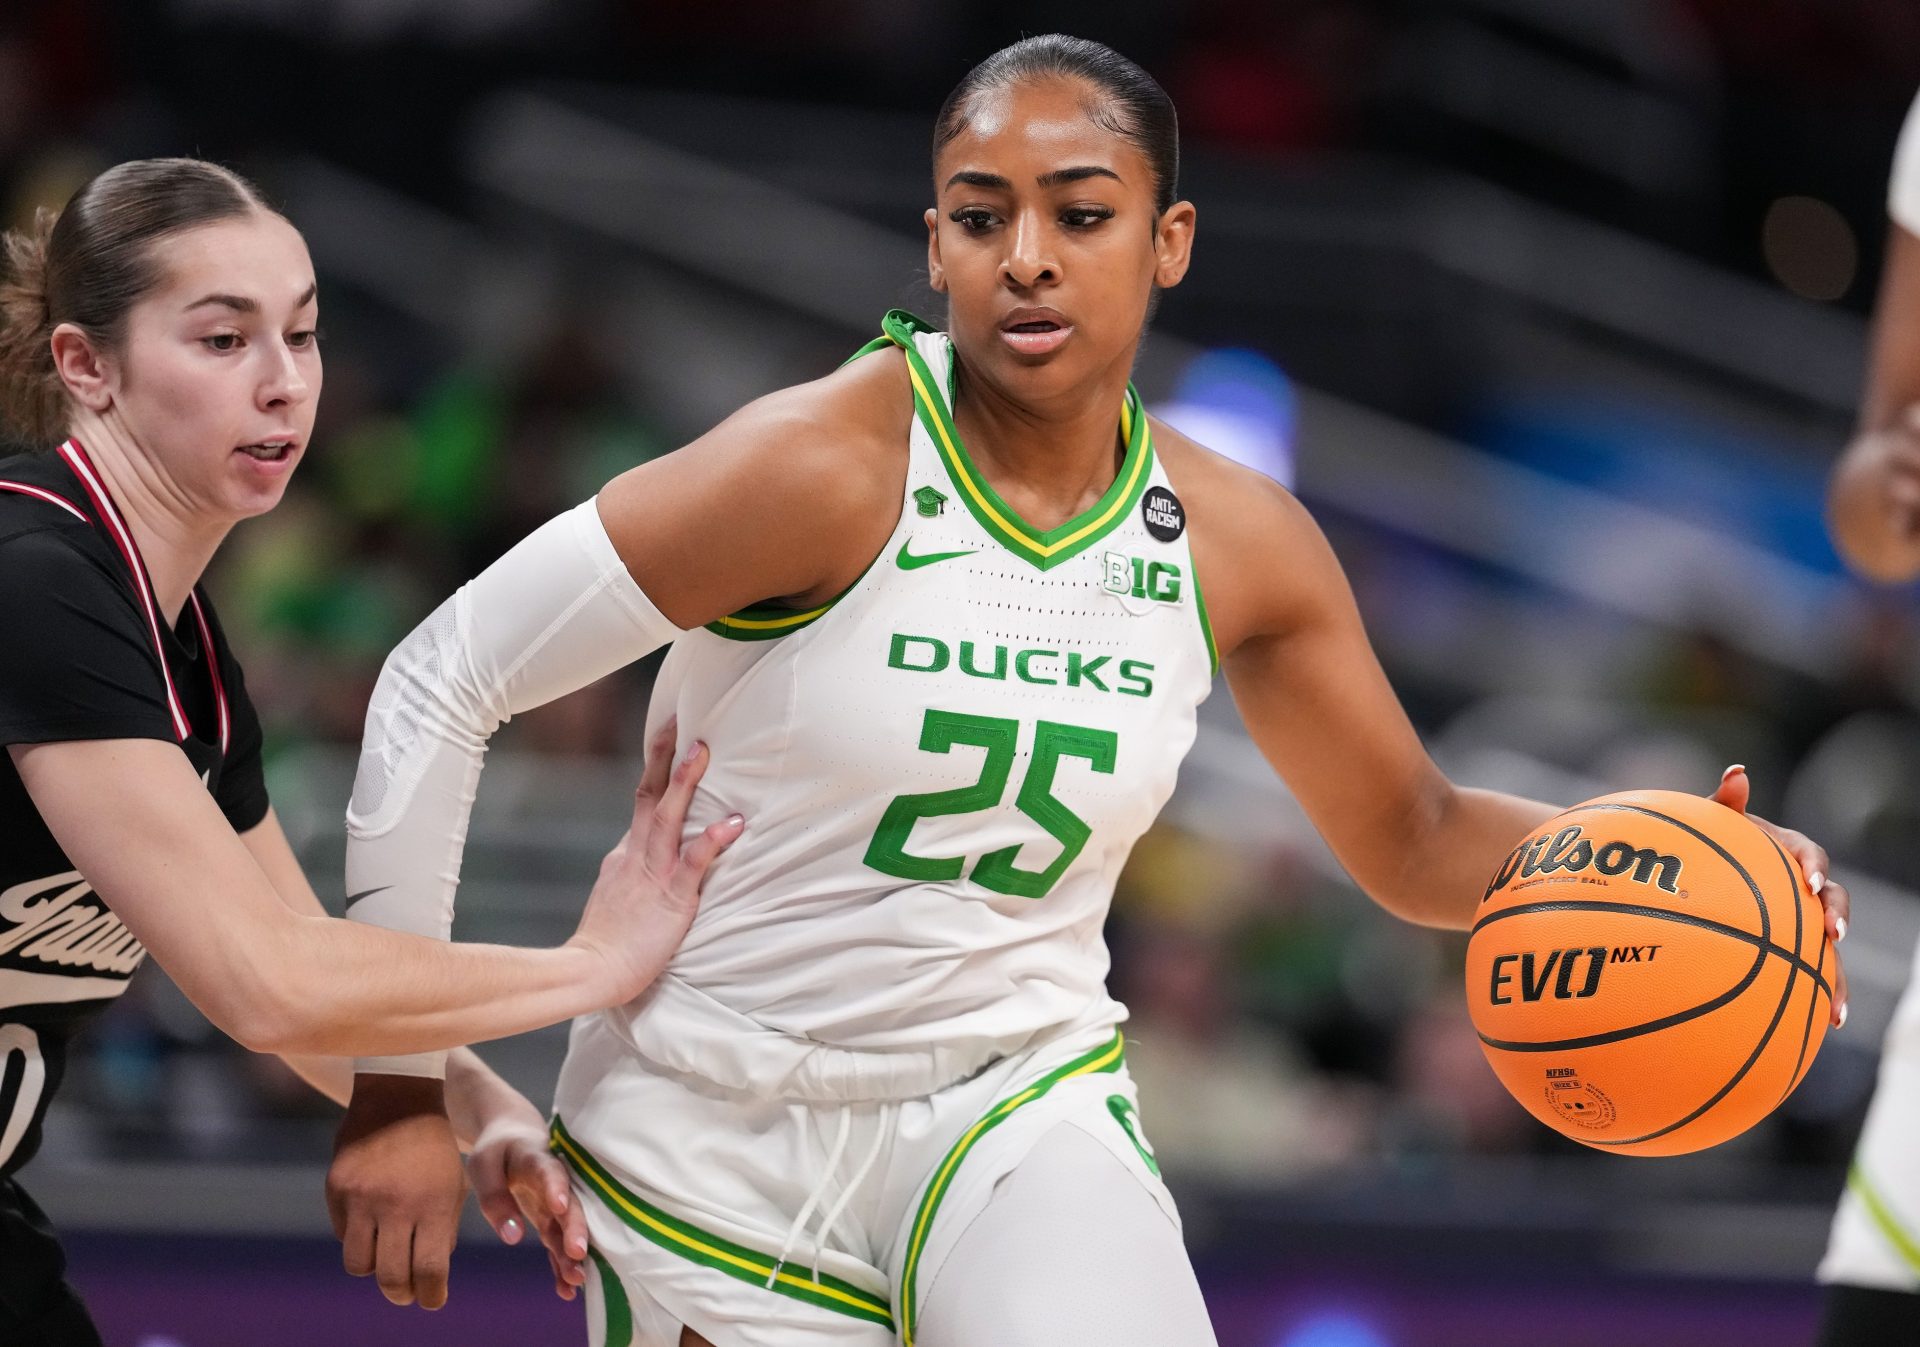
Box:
[5,2,1920,1344]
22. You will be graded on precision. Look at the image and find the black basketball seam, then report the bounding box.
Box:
[1764,832,1805,1112]
[1589,831,1809,1148]
[1590,935,1803,1148]
[1571,801,1770,945]
[1471,901,1833,998]
[1475,931,1765,1052]
[1478,800,1822,1145]
[1781,835,1831,1107]
[1574,832,1797,1151]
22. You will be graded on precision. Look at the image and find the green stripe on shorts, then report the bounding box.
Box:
[1849,1163,1920,1280]
[587,1247,633,1347]
[899,1030,1126,1346]
[551,1116,897,1330]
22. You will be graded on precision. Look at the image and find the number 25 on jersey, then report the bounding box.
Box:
[862,709,1117,900]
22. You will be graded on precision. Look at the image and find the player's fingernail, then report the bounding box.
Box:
[726,813,745,829]
[500,1217,522,1243]
[1836,916,1848,943]
[1839,1001,1850,1028]
[1722,764,1746,780]
[1810,871,1827,895]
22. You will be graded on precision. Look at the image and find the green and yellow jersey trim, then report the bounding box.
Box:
[704,600,836,642]
[898,1030,1126,1346]
[855,311,1156,572]
[703,552,880,643]
[551,1117,897,1330]
[1191,563,1219,675]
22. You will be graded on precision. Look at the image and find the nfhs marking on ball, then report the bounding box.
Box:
[1484,823,1682,900]
[1487,945,1664,1004]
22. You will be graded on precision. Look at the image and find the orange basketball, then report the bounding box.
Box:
[1464,789,1833,1156]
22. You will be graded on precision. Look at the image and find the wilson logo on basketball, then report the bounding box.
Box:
[1487,945,1663,1005]
[1483,824,1683,900]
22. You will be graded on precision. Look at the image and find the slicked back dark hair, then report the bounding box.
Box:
[0,158,272,445]
[933,34,1179,216]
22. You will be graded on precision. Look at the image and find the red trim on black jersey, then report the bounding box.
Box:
[0,482,86,522]
[53,441,228,751]
[187,593,229,754]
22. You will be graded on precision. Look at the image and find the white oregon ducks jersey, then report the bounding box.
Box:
[633,313,1216,1054]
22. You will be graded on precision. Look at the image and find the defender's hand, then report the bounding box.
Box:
[470,1112,590,1301]
[1711,765,1850,1029]
[328,1076,468,1309]
[566,717,745,1004]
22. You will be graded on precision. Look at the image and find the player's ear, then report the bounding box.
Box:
[1152,201,1196,290]
[49,324,116,412]
[925,207,947,294]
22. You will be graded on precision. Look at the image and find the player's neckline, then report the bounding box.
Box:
[878,311,1157,573]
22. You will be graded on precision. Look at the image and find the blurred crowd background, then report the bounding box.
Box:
[5,2,1920,1344]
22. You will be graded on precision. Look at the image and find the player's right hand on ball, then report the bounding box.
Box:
[566,717,745,1004]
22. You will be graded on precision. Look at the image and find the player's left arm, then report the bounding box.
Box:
[239,810,586,1307]
[1167,435,1849,1003]
[1192,466,1556,929]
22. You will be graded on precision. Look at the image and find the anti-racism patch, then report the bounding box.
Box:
[1141,485,1185,542]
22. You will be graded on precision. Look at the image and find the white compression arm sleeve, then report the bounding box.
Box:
[1893,89,1920,236]
[344,498,684,1078]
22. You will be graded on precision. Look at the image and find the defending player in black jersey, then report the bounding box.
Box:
[0,159,741,1342]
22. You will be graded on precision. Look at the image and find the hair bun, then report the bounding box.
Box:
[0,208,61,446]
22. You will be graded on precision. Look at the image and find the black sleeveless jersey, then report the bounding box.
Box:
[0,443,268,1178]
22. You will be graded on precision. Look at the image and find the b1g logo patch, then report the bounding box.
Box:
[1102,552,1182,605]
[1141,485,1184,542]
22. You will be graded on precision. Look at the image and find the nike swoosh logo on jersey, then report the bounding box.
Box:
[345,886,391,909]
[896,540,976,570]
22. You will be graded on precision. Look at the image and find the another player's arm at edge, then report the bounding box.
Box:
[1829,220,1920,581]
[1163,427,1563,930]
[6,732,712,1059]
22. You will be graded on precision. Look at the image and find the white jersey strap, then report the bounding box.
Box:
[345,498,683,1078]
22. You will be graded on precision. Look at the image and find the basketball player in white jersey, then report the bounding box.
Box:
[1817,87,1920,1347]
[330,36,1852,1345]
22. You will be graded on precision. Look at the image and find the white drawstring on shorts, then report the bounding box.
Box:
[765,1102,896,1288]
[810,1103,891,1283]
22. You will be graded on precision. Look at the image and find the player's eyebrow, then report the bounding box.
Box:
[946,170,1012,191]
[945,166,1124,192]
[1037,165,1122,188]
[184,283,316,314]
[185,293,259,314]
